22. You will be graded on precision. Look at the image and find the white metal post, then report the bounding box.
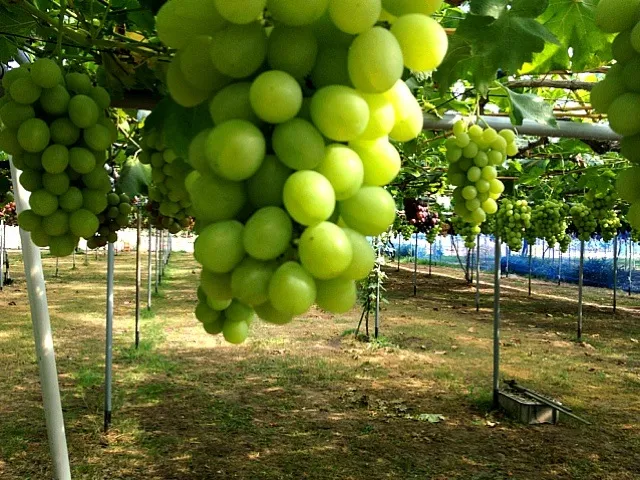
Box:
[104,242,115,432]
[9,160,71,480]
[0,218,4,290]
[578,240,585,341]
[613,235,618,314]
[493,234,501,409]
[147,223,152,310]
[135,207,141,348]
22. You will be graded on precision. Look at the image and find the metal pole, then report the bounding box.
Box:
[413,233,418,296]
[613,235,618,314]
[104,242,115,432]
[159,229,164,283]
[374,240,380,339]
[578,240,585,342]
[493,234,501,409]
[397,235,401,271]
[429,242,433,277]
[84,245,88,266]
[154,230,160,293]
[505,247,510,278]
[9,159,71,480]
[135,207,142,348]
[147,223,153,309]
[0,219,4,290]
[558,249,562,286]
[475,235,480,312]
[528,249,533,296]
[629,240,633,297]
[54,257,59,278]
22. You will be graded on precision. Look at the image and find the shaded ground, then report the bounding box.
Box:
[0,251,639,479]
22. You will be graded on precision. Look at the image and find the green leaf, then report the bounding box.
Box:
[524,0,610,73]
[118,158,151,198]
[434,0,559,94]
[502,86,557,127]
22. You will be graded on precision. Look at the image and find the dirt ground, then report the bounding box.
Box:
[0,251,639,479]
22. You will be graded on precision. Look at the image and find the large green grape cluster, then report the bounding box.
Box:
[139,131,194,233]
[584,187,621,241]
[592,0,640,230]
[570,203,597,242]
[496,198,531,252]
[447,120,518,229]
[0,61,116,257]
[480,213,496,235]
[154,0,450,343]
[86,192,132,248]
[451,215,479,249]
[528,200,569,248]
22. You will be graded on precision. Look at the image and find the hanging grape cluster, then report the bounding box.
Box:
[592,0,640,230]
[570,203,597,242]
[86,192,132,249]
[139,130,194,233]
[153,0,449,343]
[403,197,440,233]
[0,60,117,256]
[1,201,17,226]
[446,120,518,230]
[584,188,621,241]
[496,198,531,252]
[528,200,569,248]
[450,215,479,249]
[392,212,417,241]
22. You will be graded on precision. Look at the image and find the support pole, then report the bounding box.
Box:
[475,235,480,312]
[528,249,533,297]
[397,235,401,272]
[578,240,585,342]
[84,245,88,266]
[558,249,562,286]
[154,230,160,294]
[135,207,142,348]
[72,250,76,270]
[493,234,501,409]
[374,239,381,339]
[158,230,164,284]
[429,242,433,277]
[147,223,152,310]
[0,219,4,290]
[413,233,418,296]
[104,242,115,432]
[9,159,71,480]
[613,235,618,314]
[629,240,633,297]
[54,257,59,278]
[505,247,510,278]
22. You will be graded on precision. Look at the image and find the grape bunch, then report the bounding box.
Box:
[86,192,132,249]
[557,232,571,253]
[450,215,480,249]
[392,211,417,240]
[584,187,621,241]
[0,60,116,257]
[1,201,17,226]
[138,130,194,233]
[154,0,449,343]
[447,120,518,229]
[496,198,531,252]
[528,200,568,248]
[403,197,440,234]
[480,212,496,235]
[598,209,622,241]
[591,0,640,230]
[569,203,597,242]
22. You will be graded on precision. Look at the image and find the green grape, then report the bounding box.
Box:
[207,297,233,311]
[89,86,111,110]
[30,189,58,216]
[19,169,43,192]
[299,221,353,279]
[315,144,364,201]
[496,198,531,251]
[310,47,351,88]
[18,210,42,232]
[17,118,50,153]
[9,77,42,105]
[243,206,293,260]
[49,234,78,257]
[65,72,91,94]
[349,137,400,187]
[608,93,640,136]
[209,82,260,126]
[246,155,292,208]
[41,145,69,174]
[0,101,35,129]
[329,0,381,34]
[266,0,328,26]
[231,258,276,306]
[39,85,70,116]
[595,0,640,33]
[222,317,250,344]
[210,22,268,78]
[347,27,403,93]
[69,147,97,174]
[283,170,335,226]
[30,226,50,247]
[268,261,317,316]
[42,210,69,236]
[384,80,422,142]
[214,0,266,24]
[382,0,442,16]
[616,167,640,203]
[357,92,395,140]
[50,118,80,146]
[155,0,226,49]
[340,228,375,280]
[272,118,325,170]
[315,277,356,313]
[194,220,245,273]
[201,269,233,301]
[188,172,246,223]
[42,172,70,195]
[166,54,209,108]
[249,70,303,124]
[339,186,395,236]
[267,26,319,79]
[195,301,222,324]
[206,120,266,181]
[570,203,597,242]
[391,14,448,71]
[82,189,107,214]
[68,95,99,128]
[310,85,370,141]
[29,58,63,89]
[255,302,293,325]
[225,300,256,323]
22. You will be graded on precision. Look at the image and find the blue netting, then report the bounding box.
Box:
[391,234,640,293]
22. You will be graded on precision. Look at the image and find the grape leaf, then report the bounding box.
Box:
[434,0,559,94]
[502,86,557,127]
[524,0,610,73]
[118,158,151,198]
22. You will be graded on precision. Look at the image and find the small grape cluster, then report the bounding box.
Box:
[392,211,416,240]
[480,213,496,235]
[570,203,597,242]
[529,200,569,248]
[584,188,621,241]
[153,0,449,343]
[496,198,531,252]
[403,197,440,234]
[598,209,622,241]
[0,60,116,257]
[1,201,17,225]
[447,120,518,228]
[139,131,194,234]
[558,233,571,253]
[86,192,132,248]
[451,215,480,249]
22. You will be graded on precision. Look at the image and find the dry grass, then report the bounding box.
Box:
[0,250,639,479]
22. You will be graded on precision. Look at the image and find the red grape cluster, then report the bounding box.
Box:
[1,201,17,226]
[403,198,440,234]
